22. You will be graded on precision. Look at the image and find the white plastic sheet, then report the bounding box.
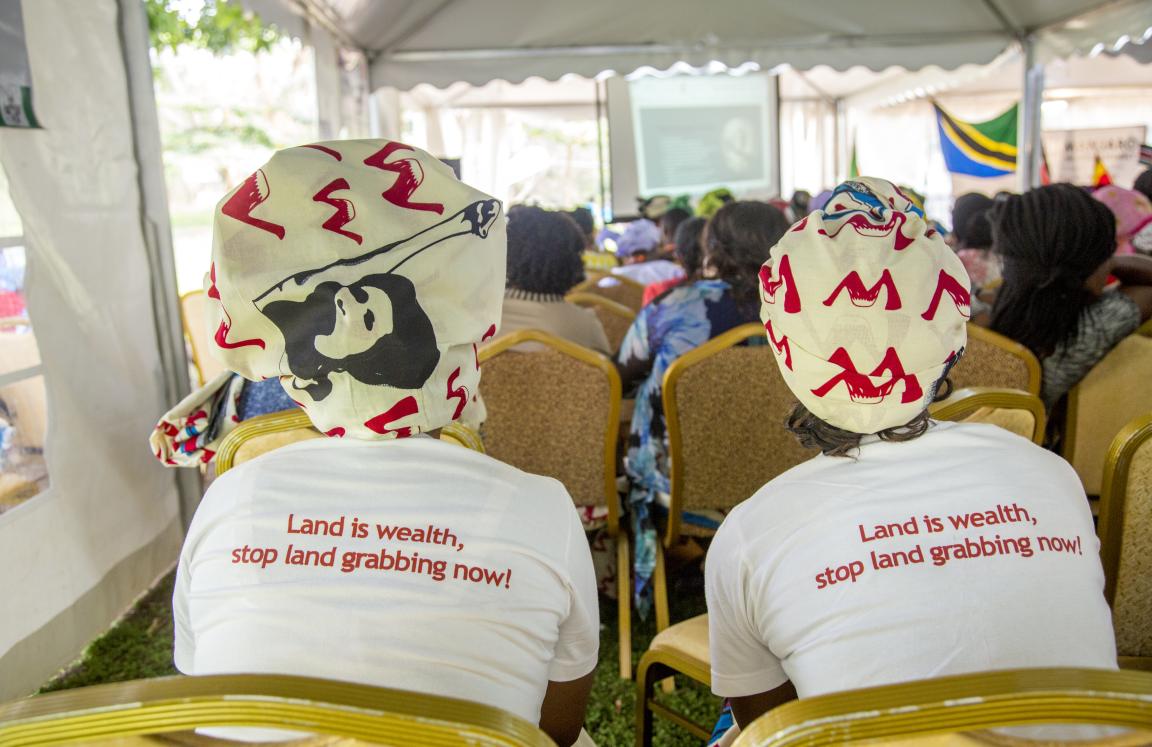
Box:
[0,0,183,698]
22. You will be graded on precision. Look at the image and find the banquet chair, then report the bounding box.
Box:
[1097,411,1152,671]
[733,668,1152,747]
[949,324,1041,396]
[930,387,1047,444]
[0,673,554,746]
[1064,334,1152,495]
[478,329,629,677]
[179,290,225,386]
[635,323,817,744]
[216,411,486,475]
[569,273,646,312]
[566,291,637,354]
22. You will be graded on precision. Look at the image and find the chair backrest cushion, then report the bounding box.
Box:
[480,347,612,508]
[1112,434,1152,658]
[949,325,1038,395]
[670,341,815,512]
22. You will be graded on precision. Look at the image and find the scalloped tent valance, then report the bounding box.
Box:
[245,0,1152,90]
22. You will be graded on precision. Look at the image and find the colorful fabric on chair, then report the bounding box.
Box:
[150,371,243,466]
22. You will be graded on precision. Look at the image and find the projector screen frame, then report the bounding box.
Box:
[606,71,781,221]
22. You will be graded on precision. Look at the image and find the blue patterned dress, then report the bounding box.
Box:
[617,279,754,613]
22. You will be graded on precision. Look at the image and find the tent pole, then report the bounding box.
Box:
[1018,35,1045,192]
[595,79,608,223]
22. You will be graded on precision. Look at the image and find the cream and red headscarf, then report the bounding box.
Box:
[760,177,970,434]
[152,139,505,463]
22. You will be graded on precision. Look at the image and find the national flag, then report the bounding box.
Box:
[1040,147,1051,185]
[1092,156,1112,187]
[1139,143,1152,167]
[934,102,1017,177]
[849,141,860,180]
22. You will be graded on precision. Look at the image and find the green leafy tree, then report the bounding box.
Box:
[145,0,279,55]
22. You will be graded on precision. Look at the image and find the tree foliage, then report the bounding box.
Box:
[145,0,280,55]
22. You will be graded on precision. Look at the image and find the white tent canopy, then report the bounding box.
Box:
[254,0,1152,91]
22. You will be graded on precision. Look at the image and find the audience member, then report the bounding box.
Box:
[642,216,706,305]
[948,193,999,288]
[572,206,619,271]
[500,206,611,354]
[618,201,789,612]
[1093,185,1152,255]
[1134,168,1152,203]
[706,177,1117,741]
[610,218,686,285]
[989,184,1152,409]
[696,187,735,218]
[659,207,692,252]
[787,190,811,222]
[167,141,598,746]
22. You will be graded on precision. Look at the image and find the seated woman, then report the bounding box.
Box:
[160,141,597,746]
[641,216,706,305]
[618,201,789,611]
[499,206,611,355]
[988,184,1152,409]
[1093,185,1152,256]
[948,192,999,288]
[707,178,1117,744]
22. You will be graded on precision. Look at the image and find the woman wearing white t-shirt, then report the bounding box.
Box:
[155,141,598,745]
[705,178,1117,740]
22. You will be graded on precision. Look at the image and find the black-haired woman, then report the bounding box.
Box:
[499,206,611,354]
[989,184,1152,409]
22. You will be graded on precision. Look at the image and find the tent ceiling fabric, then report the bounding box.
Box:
[267,0,1151,90]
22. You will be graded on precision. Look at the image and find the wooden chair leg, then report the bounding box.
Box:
[653,547,675,693]
[617,531,632,680]
[635,652,659,747]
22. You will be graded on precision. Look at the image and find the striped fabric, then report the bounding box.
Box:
[934,102,1017,178]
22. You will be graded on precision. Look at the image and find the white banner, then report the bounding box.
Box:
[0,0,39,128]
[1042,126,1148,188]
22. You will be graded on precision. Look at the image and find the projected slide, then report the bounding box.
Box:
[630,74,772,197]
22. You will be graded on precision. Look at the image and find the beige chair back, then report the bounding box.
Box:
[479,329,621,534]
[949,324,1041,395]
[216,410,321,474]
[1098,412,1152,669]
[566,291,637,353]
[180,290,226,385]
[663,322,816,545]
[569,273,646,312]
[930,387,1046,444]
[1065,334,1152,495]
[735,668,1152,747]
[0,673,553,746]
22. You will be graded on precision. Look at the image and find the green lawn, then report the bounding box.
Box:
[39,561,720,746]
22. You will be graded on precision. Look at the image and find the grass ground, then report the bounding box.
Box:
[39,563,720,746]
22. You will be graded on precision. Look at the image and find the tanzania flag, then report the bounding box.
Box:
[934,102,1017,177]
[849,140,860,179]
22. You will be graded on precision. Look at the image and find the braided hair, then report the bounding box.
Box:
[989,184,1116,358]
[704,201,790,316]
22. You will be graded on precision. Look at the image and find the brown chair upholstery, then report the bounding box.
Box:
[949,324,1041,396]
[569,274,646,312]
[566,291,637,354]
[930,387,1047,444]
[478,328,631,677]
[1098,412,1152,671]
[734,668,1152,747]
[664,322,816,543]
[180,290,226,386]
[1065,334,1152,495]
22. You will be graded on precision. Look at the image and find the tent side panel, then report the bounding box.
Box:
[0,0,183,699]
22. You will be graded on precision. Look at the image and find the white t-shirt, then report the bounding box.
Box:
[174,435,599,733]
[609,260,685,286]
[707,421,1116,700]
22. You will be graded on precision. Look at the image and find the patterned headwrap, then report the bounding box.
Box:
[151,139,505,456]
[759,177,970,434]
[615,218,662,258]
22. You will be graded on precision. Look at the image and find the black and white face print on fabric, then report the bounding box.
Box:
[254,199,502,402]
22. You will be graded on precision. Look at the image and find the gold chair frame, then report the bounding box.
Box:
[215,409,316,476]
[478,328,630,678]
[0,673,554,746]
[565,291,638,353]
[179,289,214,387]
[959,324,1043,397]
[929,386,1048,445]
[734,667,1152,747]
[569,273,647,311]
[1097,412,1152,672]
